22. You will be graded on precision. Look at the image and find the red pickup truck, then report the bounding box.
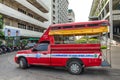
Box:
[15,20,109,75]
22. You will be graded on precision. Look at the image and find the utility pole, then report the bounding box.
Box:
[109,0,113,40]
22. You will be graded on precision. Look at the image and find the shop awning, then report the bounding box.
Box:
[28,38,39,40]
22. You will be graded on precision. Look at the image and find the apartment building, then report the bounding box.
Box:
[89,0,120,38]
[68,9,75,22]
[0,0,49,38]
[51,0,69,24]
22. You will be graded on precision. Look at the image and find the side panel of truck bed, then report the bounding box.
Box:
[50,44,101,67]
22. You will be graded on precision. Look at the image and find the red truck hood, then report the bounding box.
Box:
[17,49,32,54]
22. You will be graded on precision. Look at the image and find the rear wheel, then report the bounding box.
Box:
[67,60,83,75]
[19,58,28,69]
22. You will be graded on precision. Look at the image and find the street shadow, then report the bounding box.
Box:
[29,65,67,73]
[22,65,110,76]
[84,67,109,76]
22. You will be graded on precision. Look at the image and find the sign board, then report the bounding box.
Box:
[4,28,20,37]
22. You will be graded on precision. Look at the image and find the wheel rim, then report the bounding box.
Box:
[70,63,80,73]
[19,59,23,67]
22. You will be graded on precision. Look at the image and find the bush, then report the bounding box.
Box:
[75,38,99,44]
[16,42,21,47]
[88,38,99,43]
[0,40,2,45]
[22,39,28,46]
[0,30,4,36]
[101,46,107,49]
[76,39,87,43]
[7,43,13,47]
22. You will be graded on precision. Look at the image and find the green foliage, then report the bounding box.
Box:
[76,39,87,43]
[0,40,2,45]
[75,37,99,44]
[16,42,21,47]
[0,30,4,40]
[88,38,99,43]
[0,14,3,29]
[22,39,28,46]
[0,31,4,36]
[101,46,107,49]
[7,43,13,47]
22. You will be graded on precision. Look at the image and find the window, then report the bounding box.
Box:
[53,0,55,3]
[53,11,55,14]
[34,27,39,32]
[68,9,72,13]
[51,26,61,30]
[5,21,10,26]
[40,28,45,32]
[27,26,33,30]
[63,26,72,29]
[53,22,55,24]
[28,13,33,17]
[34,43,48,51]
[18,8,26,14]
[18,23,26,29]
[53,16,55,20]
[87,24,98,27]
[75,25,85,28]
[53,5,55,9]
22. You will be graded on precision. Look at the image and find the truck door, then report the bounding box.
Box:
[32,43,50,65]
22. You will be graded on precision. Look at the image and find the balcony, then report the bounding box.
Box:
[89,0,100,16]
[0,3,48,28]
[15,0,48,21]
[112,10,120,20]
[113,15,120,21]
[113,10,120,14]
[27,0,49,13]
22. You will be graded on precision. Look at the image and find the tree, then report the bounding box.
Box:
[0,14,4,38]
[0,14,3,29]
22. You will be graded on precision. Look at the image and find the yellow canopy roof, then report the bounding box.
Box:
[49,26,108,36]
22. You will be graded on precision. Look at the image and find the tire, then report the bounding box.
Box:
[19,58,28,69]
[67,60,83,75]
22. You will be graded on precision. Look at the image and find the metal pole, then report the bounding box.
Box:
[109,0,113,67]
[109,0,113,40]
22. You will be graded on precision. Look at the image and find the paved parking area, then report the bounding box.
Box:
[0,47,120,80]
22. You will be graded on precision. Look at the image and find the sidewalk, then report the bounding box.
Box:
[111,46,120,69]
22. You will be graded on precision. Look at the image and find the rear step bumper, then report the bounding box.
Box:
[101,60,111,67]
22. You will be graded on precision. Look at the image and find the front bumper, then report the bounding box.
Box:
[14,57,19,64]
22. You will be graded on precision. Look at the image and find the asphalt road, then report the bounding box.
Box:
[0,49,120,80]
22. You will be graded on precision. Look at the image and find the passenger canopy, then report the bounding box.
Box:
[49,20,109,36]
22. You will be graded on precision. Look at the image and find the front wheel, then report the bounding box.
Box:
[19,58,28,69]
[67,61,83,75]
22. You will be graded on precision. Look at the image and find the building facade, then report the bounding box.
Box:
[89,0,120,39]
[0,0,49,38]
[68,9,75,22]
[51,0,69,24]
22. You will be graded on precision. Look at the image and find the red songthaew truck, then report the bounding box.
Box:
[14,20,109,74]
